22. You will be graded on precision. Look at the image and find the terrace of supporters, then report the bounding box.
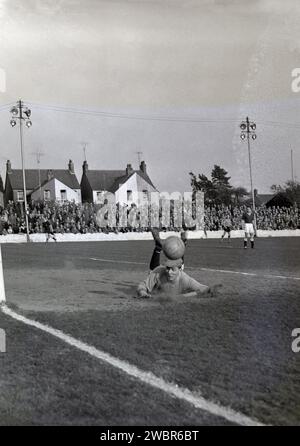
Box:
[0,201,299,235]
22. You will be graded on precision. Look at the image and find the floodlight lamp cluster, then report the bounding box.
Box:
[10,103,32,128]
[240,120,256,140]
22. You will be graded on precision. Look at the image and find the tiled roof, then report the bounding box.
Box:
[84,169,156,192]
[245,194,275,206]
[110,173,131,193]
[137,170,156,189]
[83,170,125,191]
[256,194,275,204]
[8,170,80,190]
[265,192,294,207]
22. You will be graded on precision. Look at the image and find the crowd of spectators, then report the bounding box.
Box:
[204,204,299,231]
[0,200,299,236]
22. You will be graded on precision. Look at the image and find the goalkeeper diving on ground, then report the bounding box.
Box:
[136,229,222,299]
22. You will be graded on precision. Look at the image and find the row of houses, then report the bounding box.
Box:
[0,159,296,209]
[0,159,157,207]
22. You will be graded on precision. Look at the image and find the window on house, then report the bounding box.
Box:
[44,190,51,201]
[60,190,67,201]
[127,190,133,201]
[17,190,24,202]
[96,191,104,202]
[142,190,148,201]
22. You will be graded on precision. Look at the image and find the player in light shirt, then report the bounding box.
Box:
[136,229,221,298]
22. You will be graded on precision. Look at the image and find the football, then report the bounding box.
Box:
[163,236,185,260]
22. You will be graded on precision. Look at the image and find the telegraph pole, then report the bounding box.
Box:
[81,142,88,162]
[291,149,295,184]
[31,150,44,200]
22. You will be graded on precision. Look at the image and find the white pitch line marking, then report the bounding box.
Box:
[196,267,256,277]
[1,304,264,426]
[195,268,300,281]
[89,258,300,281]
[90,257,146,265]
[263,274,300,281]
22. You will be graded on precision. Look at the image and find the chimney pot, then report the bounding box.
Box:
[83,160,88,173]
[140,160,146,173]
[47,169,54,181]
[126,164,133,176]
[6,160,12,174]
[68,159,74,174]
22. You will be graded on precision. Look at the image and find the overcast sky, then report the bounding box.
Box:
[0,0,300,193]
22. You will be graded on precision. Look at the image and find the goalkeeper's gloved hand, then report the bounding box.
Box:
[136,291,151,299]
[208,284,223,297]
[196,284,222,298]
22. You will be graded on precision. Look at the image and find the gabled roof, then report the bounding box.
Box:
[83,170,125,191]
[265,192,293,207]
[256,194,275,205]
[7,169,80,190]
[84,169,156,192]
[137,170,156,189]
[110,173,131,193]
[110,171,152,193]
[245,193,275,206]
[30,176,73,195]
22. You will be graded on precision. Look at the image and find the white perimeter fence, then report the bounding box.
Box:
[0,230,300,243]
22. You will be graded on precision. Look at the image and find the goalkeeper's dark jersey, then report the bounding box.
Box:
[242,212,255,223]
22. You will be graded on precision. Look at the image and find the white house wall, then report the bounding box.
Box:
[53,179,81,203]
[116,173,156,205]
[91,173,157,205]
[31,178,81,203]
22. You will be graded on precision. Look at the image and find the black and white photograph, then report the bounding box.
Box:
[0,0,300,430]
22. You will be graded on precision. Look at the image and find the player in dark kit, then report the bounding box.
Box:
[242,206,255,249]
[221,215,232,241]
[43,219,57,243]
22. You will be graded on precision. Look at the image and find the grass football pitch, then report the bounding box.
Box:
[0,237,300,426]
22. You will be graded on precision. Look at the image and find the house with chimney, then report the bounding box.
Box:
[80,160,157,205]
[4,160,81,204]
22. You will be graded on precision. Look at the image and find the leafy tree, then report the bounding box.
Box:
[189,172,215,203]
[231,186,249,205]
[190,165,234,205]
[284,181,300,205]
[270,184,284,194]
[211,165,231,187]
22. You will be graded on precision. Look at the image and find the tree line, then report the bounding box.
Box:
[190,165,299,206]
